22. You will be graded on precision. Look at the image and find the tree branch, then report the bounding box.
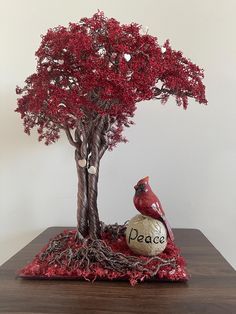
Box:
[99,142,108,159]
[154,86,193,99]
[98,116,110,159]
[65,127,77,147]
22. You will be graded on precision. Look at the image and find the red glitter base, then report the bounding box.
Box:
[18,229,188,286]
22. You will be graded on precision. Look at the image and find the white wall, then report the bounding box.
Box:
[0,0,235,269]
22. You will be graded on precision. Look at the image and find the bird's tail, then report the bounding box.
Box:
[162,216,174,241]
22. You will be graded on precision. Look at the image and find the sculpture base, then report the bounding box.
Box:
[18,227,188,286]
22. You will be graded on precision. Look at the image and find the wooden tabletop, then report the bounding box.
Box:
[0,227,235,314]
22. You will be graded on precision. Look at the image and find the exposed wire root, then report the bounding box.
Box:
[39,223,177,277]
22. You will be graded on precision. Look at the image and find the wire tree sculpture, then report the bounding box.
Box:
[16,12,207,241]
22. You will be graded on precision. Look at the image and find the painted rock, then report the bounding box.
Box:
[125,214,167,256]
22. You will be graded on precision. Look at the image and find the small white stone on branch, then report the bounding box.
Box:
[161,47,166,53]
[88,166,97,174]
[124,53,131,62]
[78,159,87,168]
[98,47,106,56]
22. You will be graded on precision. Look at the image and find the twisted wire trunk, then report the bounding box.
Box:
[75,150,89,238]
[87,163,101,239]
[87,119,104,239]
[73,116,109,240]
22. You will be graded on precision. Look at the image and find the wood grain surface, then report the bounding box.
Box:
[0,227,235,314]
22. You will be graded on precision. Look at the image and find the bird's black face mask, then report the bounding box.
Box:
[134,183,147,194]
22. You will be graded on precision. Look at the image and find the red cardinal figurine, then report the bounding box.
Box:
[133,176,174,241]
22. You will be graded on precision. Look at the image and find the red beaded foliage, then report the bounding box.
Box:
[16,11,207,147]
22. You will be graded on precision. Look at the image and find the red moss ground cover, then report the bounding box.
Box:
[19,228,188,286]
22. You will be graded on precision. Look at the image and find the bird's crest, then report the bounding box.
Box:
[136,176,149,186]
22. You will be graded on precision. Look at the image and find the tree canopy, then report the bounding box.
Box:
[16,11,207,147]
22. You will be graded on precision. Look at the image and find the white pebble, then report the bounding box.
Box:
[58,59,64,65]
[161,47,166,53]
[98,48,106,56]
[124,53,131,62]
[47,66,52,72]
[78,159,86,168]
[88,166,96,174]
